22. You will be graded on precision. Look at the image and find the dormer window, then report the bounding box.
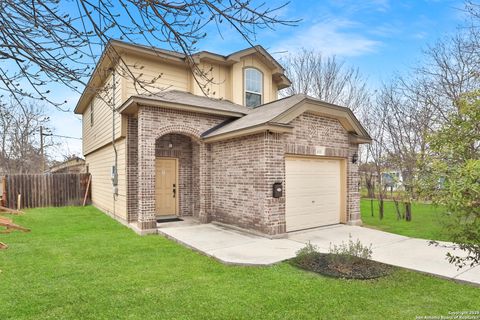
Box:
[244,68,263,108]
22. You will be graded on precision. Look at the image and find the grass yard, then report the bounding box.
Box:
[1,207,478,320]
[361,199,452,241]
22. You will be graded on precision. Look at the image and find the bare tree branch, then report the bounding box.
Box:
[280,48,370,112]
[0,0,299,108]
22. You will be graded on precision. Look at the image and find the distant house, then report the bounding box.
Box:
[49,157,86,174]
[381,170,403,191]
[74,40,371,236]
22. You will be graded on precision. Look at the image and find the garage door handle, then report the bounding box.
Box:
[173,184,176,198]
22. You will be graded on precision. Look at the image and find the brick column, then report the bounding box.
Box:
[137,112,157,230]
[126,117,138,222]
[347,144,361,225]
[198,143,211,223]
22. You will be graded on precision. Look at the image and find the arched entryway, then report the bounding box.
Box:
[135,122,211,231]
[154,133,200,218]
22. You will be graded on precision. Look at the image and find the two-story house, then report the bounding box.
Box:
[74,40,371,236]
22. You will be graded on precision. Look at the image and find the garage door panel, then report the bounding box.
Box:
[285,157,342,232]
[287,202,339,216]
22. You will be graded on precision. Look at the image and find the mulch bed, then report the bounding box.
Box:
[291,253,394,280]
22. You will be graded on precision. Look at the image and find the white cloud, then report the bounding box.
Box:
[273,18,381,57]
[327,0,390,14]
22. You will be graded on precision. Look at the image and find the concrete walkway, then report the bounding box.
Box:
[157,220,480,285]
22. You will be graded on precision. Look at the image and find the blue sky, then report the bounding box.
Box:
[50,0,465,159]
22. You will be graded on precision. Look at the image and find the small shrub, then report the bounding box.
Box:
[295,241,319,258]
[293,242,321,269]
[291,237,392,280]
[328,234,373,264]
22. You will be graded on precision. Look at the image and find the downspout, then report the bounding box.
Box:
[111,68,118,218]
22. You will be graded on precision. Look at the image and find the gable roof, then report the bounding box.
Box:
[74,40,291,114]
[117,90,251,117]
[202,94,372,143]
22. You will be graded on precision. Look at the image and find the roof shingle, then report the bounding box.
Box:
[119,90,251,115]
[202,94,306,137]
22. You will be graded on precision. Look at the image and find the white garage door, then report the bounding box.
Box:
[285,157,342,232]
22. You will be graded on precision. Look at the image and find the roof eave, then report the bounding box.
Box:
[349,134,372,144]
[275,73,292,89]
[202,122,293,143]
[74,40,188,115]
[117,95,247,118]
[74,41,116,114]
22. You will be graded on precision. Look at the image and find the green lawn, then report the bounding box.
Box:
[361,199,452,241]
[1,207,477,320]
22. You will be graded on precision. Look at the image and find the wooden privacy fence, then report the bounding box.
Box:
[2,173,91,209]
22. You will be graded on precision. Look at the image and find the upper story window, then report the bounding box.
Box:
[244,68,263,108]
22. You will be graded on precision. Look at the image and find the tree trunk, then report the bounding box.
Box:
[393,198,402,220]
[405,202,412,221]
[379,196,384,220]
[403,179,413,221]
[370,198,374,217]
[365,173,375,198]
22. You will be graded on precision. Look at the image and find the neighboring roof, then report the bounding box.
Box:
[202,94,372,143]
[49,157,86,173]
[74,40,291,114]
[117,90,251,117]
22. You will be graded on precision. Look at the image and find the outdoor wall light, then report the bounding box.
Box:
[352,152,358,164]
[273,182,283,198]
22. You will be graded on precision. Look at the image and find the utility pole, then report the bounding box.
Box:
[40,126,44,172]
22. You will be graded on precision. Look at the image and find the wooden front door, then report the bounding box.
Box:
[155,158,178,216]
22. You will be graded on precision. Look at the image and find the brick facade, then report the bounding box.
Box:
[127,107,360,235]
[207,112,360,235]
[210,133,267,231]
[132,106,227,229]
[283,113,361,224]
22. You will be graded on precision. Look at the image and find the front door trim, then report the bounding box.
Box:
[155,157,179,217]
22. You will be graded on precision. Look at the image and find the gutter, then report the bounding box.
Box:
[110,68,119,219]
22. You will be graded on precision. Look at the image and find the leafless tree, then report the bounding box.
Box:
[280,48,370,112]
[409,30,480,121]
[0,0,298,108]
[380,80,438,220]
[361,93,389,219]
[0,99,53,173]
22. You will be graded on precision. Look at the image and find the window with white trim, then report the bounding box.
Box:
[244,68,262,108]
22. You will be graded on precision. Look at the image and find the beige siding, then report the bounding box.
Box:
[122,52,277,107]
[85,138,127,220]
[83,65,124,155]
[123,53,189,97]
[271,82,279,101]
[190,62,231,100]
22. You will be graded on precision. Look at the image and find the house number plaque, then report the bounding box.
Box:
[315,146,326,156]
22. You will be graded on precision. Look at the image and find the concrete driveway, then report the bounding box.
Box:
[158,220,480,285]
